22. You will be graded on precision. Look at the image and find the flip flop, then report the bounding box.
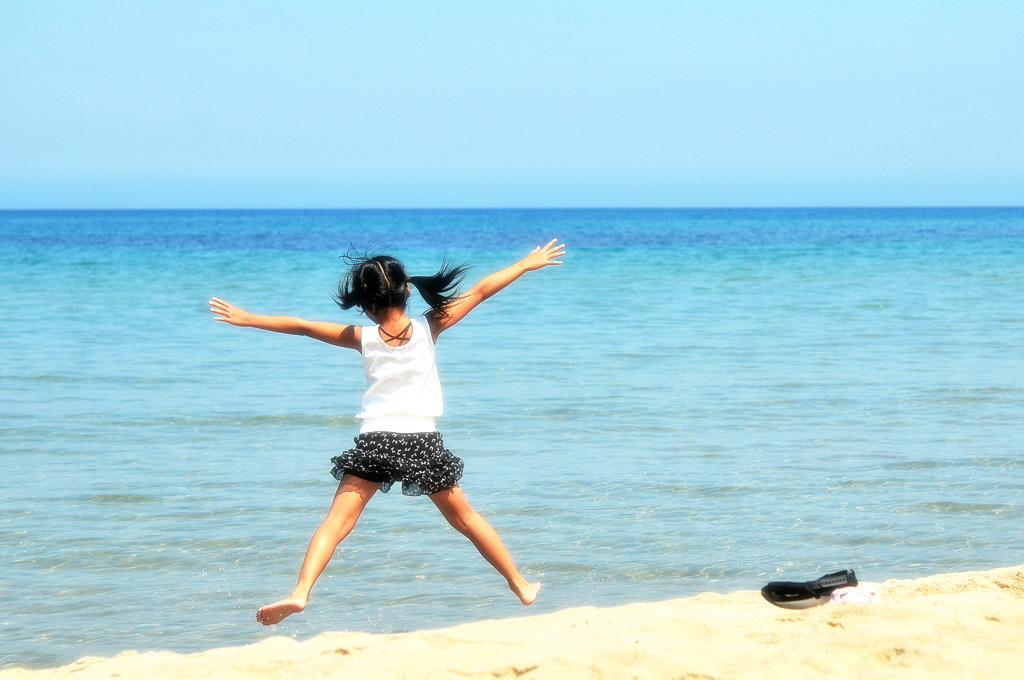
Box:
[761,569,858,609]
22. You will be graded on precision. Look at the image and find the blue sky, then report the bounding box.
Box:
[2,1,1021,208]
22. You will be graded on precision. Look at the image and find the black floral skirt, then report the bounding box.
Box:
[330,431,464,496]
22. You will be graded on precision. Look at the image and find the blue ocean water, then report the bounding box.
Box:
[1,208,1022,669]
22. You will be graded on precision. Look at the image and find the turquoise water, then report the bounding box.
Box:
[1,208,1022,668]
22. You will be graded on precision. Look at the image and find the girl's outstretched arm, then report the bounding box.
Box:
[428,239,565,338]
[209,297,361,350]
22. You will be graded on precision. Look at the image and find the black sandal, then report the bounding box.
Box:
[761,569,858,609]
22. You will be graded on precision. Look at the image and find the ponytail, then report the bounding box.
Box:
[335,249,470,317]
[409,259,471,316]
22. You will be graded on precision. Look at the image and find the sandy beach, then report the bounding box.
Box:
[4,565,1022,679]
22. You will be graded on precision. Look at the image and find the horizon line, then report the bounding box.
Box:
[2,205,1022,213]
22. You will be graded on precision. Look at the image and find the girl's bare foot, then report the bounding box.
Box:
[256,595,307,625]
[512,581,541,606]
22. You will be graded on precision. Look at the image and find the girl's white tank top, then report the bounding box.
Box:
[356,315,443,433]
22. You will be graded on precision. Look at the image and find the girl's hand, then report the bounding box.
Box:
[520,239,566,271]
[428,239,566,338]
[209,297,252,326]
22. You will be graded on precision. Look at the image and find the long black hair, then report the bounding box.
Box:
[334,249,471,317]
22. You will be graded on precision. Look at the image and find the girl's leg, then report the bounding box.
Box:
[257,474,380,625]
[429,485,540,605]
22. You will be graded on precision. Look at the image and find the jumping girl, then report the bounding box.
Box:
[209,239,564,625]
